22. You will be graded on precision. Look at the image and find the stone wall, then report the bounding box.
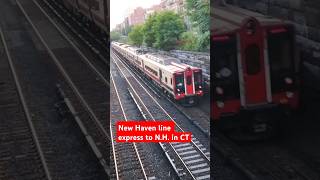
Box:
[169,50,210,81]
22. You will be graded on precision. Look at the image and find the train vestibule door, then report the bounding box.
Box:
[185,67,194,95]
[239,19,269,105]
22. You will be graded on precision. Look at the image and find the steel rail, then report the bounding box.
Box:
[15,2,110,175]
[110,73,148,180]
[0,26,52,180]
[16,0,110,141]
[32,0,109,86]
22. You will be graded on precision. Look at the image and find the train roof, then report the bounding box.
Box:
[212,4,287,35]
[144,53,181,66]
[112,42,201,73]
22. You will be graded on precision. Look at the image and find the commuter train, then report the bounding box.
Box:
[212,5,300,132]
[112,42,204,105]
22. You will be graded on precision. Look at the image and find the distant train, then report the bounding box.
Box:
[112,42,204,105]
[212,5,300,132]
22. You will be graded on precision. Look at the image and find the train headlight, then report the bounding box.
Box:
[177,89,180,92]
[284,77,293,85]
[217,101,224,108]
[216,87,224,95]
[286,91,294,98]
[178,93,181,96]
[199,85,202,89]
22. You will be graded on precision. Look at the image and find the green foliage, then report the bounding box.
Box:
[196,31,210,52]
[179,31,210,52]
[153,11,185,50]
[185,0,210,52]
[110,31,121,41]
[142,14,157,47]
[121,26,132,36]
[141,11,185,50]
[179,31,198,51]
[185,0,210,33]
[128,25,144,46]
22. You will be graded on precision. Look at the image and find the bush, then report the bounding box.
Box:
[128,25,144,46]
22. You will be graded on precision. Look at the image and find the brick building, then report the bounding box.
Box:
[128,7,146,26]
[161,0,184,14]
[145,4,163,18]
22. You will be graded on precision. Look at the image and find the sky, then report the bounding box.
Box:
[110,0,161,31]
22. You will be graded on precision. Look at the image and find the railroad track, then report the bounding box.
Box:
[111,50,210,180]
[110,74,155,180]
[38,0,109,68]
[0,27,51,180]
[15,0,110,176]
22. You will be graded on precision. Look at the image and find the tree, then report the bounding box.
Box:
[110,31,121,41]
[185,0,210,33]
[153,11,185,50]
[179,31,198,51]
[128,25,144,46]
[185,0,210,51]
[121,25,132,36]
[196,31,210,52]
[142,13,157,47]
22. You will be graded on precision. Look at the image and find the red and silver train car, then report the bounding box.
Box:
[212,5,299,124]
[112,42,204,105]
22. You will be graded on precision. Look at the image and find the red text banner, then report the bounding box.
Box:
[116,121,192,143]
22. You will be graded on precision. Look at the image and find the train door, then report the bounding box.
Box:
[185,67,194,95]
[239,19,268,105]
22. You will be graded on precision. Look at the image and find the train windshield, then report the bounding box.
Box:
[212,35,238,80]
[212,35,240,98]
[268,27,294,73]
[175,73,185,93]
[194,71,202,91]
[268,26,295,92]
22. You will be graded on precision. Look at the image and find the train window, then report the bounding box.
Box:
[187,76,192,85]
[165,77,167,83]
[145,65,157,76]
[175,74,185,93]
[170,78,172,85]
[268,27,294,92]
[245,44,260,75]
[212,36,238,80]
[268,28,293,72]
[212,35,240,99]
[194,71,202,91]
[194,71,202,82]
